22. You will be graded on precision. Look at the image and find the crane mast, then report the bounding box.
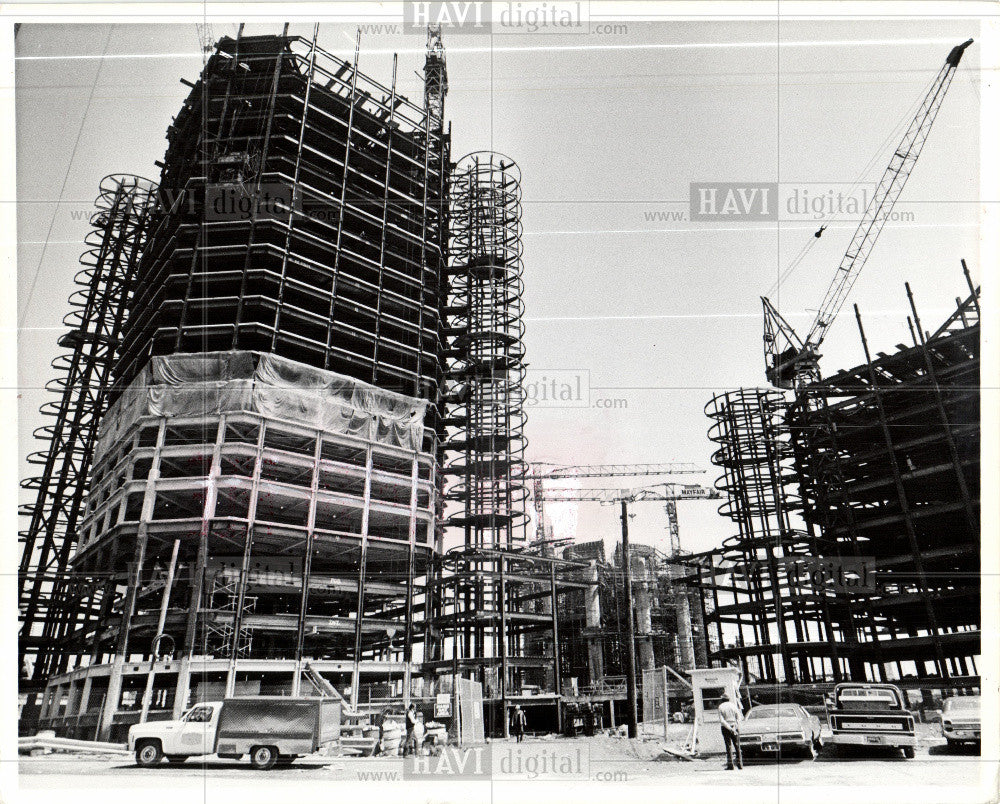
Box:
[762,38,973,389]
[423,24,448,127]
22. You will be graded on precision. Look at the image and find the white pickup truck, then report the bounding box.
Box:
[128,697,340,769]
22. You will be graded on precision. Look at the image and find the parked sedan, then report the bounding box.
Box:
[940,696,980,746]
[738,704,823,759]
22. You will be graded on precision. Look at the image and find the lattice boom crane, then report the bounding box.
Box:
[762,38,973,389]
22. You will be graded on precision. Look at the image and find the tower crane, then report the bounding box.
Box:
[534,483,718,505]
[423,24,448,127]
[525,462,704,480]
[533,481,719,737]
[533,482,720,557]
[195,23,216,54]
[525,462,706,546]
[762,38,973,390]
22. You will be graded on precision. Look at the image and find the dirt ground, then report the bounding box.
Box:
[18,731,987,792]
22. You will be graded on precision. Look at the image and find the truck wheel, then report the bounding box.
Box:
[136,741,164,767]
[902,747,915,759]
[250,745,278,770]
[165,755,188,764]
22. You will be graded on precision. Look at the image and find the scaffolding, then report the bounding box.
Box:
[443,152,529,550]
[430,152,576,735]
[19,175,158,686]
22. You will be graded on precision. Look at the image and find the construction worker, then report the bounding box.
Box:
[403,703,418,756]
[718,691,744,770]
[511,705,527,743]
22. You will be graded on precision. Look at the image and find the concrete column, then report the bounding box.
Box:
[64,681,81,718]
[585,563,604,685]
[172,658,191,718]
[635,564,655,671]
[98,661,125,740]
[676,591,696,671]
[39,684,57,721]
[77,674,94,721]
[637,639,655,672]
[350,444,375,707]
[402,453,421,709]
[226,420,266,698]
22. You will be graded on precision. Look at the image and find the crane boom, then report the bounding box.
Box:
[535,483,720,504]
[526,462,704,480]
[763,38,973,389]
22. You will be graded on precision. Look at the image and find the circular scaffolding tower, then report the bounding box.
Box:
[434,153,559,735]
[19,174,158,684]
[703,389,834,684]
[443,152,529,549]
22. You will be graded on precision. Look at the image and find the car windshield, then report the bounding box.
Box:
[747,705,800,719]
[945,697,979,712]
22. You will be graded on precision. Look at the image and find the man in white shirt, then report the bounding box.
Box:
[718,692,744,770]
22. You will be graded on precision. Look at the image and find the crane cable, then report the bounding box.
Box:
[765,70,939,297]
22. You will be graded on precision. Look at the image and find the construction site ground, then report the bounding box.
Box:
[19,728,984,789]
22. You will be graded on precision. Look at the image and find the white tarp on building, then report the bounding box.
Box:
[95,351,428,460]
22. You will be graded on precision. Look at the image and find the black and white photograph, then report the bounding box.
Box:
[6,3,998,803]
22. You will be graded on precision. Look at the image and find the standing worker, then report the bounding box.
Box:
[403,703,418,756]
[511,705,527,743]
[718,691,744,770]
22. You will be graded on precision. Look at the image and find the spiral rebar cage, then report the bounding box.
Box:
[443,152,529,550]
[19,174,158,684]
[702,388,834,683]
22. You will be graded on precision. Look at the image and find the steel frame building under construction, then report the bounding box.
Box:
[22,28,450,740]
[676,275,980,688]
[21,26,581,742]
[20,27,982,745]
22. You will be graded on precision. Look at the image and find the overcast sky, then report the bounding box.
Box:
[16,19,983,557]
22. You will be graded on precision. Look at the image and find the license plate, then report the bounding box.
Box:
[761,742,778,752]
[864,735,883,744]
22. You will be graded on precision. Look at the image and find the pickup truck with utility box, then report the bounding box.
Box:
[128,696,340,769]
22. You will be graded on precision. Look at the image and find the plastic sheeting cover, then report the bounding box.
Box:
[95,352,428,461]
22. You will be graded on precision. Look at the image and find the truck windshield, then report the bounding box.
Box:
[186,706,214,723]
